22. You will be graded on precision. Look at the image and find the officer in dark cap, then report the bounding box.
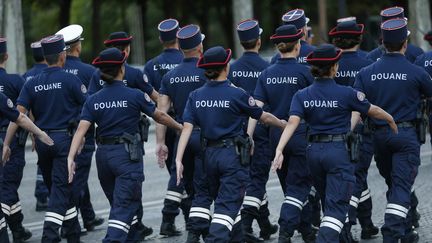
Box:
[367,6,424,63]
[0,38,33,242]
[67,47,182,243]
[329,19,380,241]
[355,18,432,242]
[14,34,86,242]
[156,24,206,238]
[176,45,286,243]
[334,17,369,59]
[23,41,51,212]
[228,19,278,242]
[145,18,183,177]
[270,9,315,65]
[250,24,315,243]
[56,24,104,234]
[273,44,396,243]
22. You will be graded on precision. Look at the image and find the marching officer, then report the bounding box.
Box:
[367,6,424,63]
[156,24,206,237]
[55,24,104,233]
[270,9,315,65]
[0,91,54,243]
[66,47,182,243]
[15,34,86,242]
[144,18,183,174]
[23,42,50,212]
[250,24,315,243]
[273,44,396,243]
[228,19,278,241]
[0,38,33,242]
[355,18,432,242]
[329,19,380,241]
[175,46,286,243]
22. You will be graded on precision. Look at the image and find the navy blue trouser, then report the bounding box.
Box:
[36,132,80,243]
[35,166,49,202]
[96,143,143,242]
[162,129,201,223]
[308,141,355,243]
[348,130,374,227]
[0,155,10,242]
[373,127,420,242]
[270,124,313,236]
[164,127,177,175]
[0,132,26,232]
[205,145,248,243]
[242,124,272,223]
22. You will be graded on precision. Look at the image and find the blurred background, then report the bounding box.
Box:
[1,0,432,73]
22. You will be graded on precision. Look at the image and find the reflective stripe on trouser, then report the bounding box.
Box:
[162,131,201,222]
[307,141,355,243]
[36,133,81,242]
[0,133,26,231]
[96,144,144,243]
[205,146,248,243]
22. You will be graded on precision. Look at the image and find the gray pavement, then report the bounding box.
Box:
[12,133,432,242]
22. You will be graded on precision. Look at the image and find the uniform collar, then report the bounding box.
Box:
[314,77,336,84]
[207,79,229,87]
[105,80,125,87]
[66,55,81,61]
[43,66,62,72]
[164,48,180,53]
[243,51,259,56]
[382,52,405,59]
[183,57,199,63]
[34,63,47,68]
[276,57,297,64]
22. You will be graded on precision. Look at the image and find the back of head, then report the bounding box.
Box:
[380,18,409,53]
[92,48,127,84]
[306,44,342,78]
[158,18,179,48]
[237,19,262,50]
[329,20,364,50]
[197,46,232,80]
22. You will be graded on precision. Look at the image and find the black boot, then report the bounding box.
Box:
[84,216,104,231]
[185,231,201,243]
[136,221,153,240]
[160,222,182,236]
[412,209,421,228]
[301,230,317,243]
[401,230,419,243]
[360,223,379,239]
[277,231,291,243]
[257,216,278,240]
[12,227,32,243]
[35,199,48,212]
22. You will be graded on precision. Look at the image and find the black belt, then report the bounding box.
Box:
[46,129,68,133]
[374,121,415,130]
[308,134,346,143]
[97,136,126,145]
[206,138,236,148]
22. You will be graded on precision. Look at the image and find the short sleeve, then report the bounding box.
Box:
[143,62,156,89]
[182,94,197,125]
[418,69,432,97]
[70,75,88,105]
[0,93,19,122]
[88,71,102,95]
[80,99,95,123]
[136,91,156,117]
[289,92,305,118]
[253,74,267,103]
[353,71,365,93]
[16,82,32,110]
[347,88,371,115]
[159,75,170,96]
[133,69,155,96]
[234,89,263,120]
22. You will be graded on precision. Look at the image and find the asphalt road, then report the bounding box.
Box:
[13,133,432,242]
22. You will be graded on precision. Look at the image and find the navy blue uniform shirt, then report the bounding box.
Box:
[270,40,316,65]
[143,48,183,91]
[88,63,154,96]
[358,49,368,59]
[0,92,19,123]
[81,81,156,138]
[17,66,87,130]
[0,68,24,127]
[355,53,432,125]
[64,56,97,88]
[290,78,371,135]
[367,44,424,63]
[254,58,313,119]
[23,63,47,82]
[334,51,373,87]
[228,52,270,95]
[414,51,432,75]
[159,57,207,123]
[183,80,263,140]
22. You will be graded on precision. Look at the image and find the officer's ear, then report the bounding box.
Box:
[402,40,408,53]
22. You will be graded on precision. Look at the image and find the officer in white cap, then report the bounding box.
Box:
[55,24,104,235]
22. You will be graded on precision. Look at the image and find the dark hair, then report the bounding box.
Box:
[276,41,297,53]
[240,39,259,50]
[332,36,361,49]
[162,39,177,48]
[99,65,122,84]
[204,66,224,80]
[383,41,405,52]
[45,53,61,65]
[33,55,45,63]
[113,44,129,51]
[0,53,6,64]
[310,64,334,77]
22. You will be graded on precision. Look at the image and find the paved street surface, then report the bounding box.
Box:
[14,132,432,242]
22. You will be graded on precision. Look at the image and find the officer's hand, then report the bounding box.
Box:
[176,159,183,186]
[250,138,255,156]
[2,145,11,165]
[67,157,76,183]
[156,144,169,168]
[30,133,36,151]
[37,132,54,146]
[271,149,284,173]
[388,120,398,134]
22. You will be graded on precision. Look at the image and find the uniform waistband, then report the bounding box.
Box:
[45,129,69,133]
[205,138,236,148]
[96,136,126,145]
[308,134,346,143]
[374,121,415,130]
